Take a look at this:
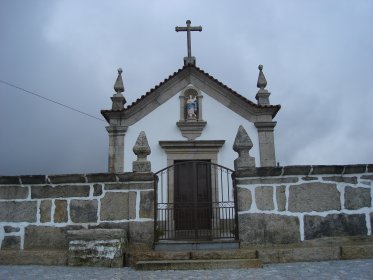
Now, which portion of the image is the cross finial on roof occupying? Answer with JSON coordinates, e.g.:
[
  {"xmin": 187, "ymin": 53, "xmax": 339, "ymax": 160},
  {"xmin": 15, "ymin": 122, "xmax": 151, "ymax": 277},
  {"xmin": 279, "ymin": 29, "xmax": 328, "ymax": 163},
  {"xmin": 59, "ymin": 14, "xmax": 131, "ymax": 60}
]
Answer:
[{"xmin": 175, "ymin": 20, "xmax": 202, "ymax": 66}]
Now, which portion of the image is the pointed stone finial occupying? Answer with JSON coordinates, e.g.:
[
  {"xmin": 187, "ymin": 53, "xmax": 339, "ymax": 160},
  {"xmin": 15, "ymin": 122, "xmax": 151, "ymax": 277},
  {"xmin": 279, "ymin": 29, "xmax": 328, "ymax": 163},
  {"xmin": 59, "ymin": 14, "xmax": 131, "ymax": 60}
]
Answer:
[
  {"xmin": 132, "ymin": 131, "xmax": 151, "ymax": 172},
  {"xmin": 233, "ymin": 125, "xmax": 255, "ymax": 171},
  {"xmin": 114, "ymin": 68, "xmax": 124, "ymax": 93},
  {"xmin": 111, "ymin": 68, "xmax": 126, "ymax": 110},
  {"xmin": 255, "ymin": 64, "xmax": 271, "ymax": 105},
  {"xmin": 257, "ymin": 65, "xmax": 267, "ymax": 90}
]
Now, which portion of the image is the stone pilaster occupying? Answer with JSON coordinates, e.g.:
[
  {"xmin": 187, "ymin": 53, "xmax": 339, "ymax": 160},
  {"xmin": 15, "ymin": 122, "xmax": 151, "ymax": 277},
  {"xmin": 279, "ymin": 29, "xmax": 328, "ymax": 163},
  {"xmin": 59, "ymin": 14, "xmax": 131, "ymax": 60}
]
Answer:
[
  {"xmin": 254, "ymin": 121, "xmax": 276, "ymax": 167},
  {"xmin": 106, "ymin": 125, "xmax": 128, "ymax": 173}
]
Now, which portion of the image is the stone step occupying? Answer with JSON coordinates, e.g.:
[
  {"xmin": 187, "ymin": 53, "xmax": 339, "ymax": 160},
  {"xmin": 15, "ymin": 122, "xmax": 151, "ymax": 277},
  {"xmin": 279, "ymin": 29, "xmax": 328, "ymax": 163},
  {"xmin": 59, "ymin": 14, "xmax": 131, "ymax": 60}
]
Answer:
[
  {"xmin": 154, "ymin": 240, "xmax": 239, "ymax": 251},
  {"xmin": 128, "ymin": 248, "xmax": 257, "ymax": 266},
  {"xmin": 0, "ymin": 250, "xmax": 67, "ymax": 265},
  {"xmin": 136, "ymin": 258, "xmax": 263, "ymax": 270}
]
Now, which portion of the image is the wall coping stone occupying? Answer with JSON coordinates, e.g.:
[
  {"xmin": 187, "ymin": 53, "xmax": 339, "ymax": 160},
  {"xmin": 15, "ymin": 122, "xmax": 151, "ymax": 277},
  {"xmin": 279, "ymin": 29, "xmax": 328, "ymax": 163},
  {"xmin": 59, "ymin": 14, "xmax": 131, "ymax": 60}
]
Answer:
[
  {"xmin": 0, "ymin": 172, "xmax": 155, "ymax": 185},
  {"xmin": 367, "ymin": 164, "xmax": 373, "ymax": 173},
  {"xmin": 0, "ymin": 177, "xmax": 20, "ymax": 184},
  {"xmin": 86, "ymin": 173, "xmax": 117, "ymax": 183},
  {"xmin": 20, "ymin": 175, "xmax": 47, "ymax": 184},
  {"xmin": 117, "ymin": 172, "xmax": 154, "ymax": 182},
  {"xmin": 235, "ymin": 164, "xmax": 373, "ymax": 178},
  {"xmin": 48, "ymin": 174, "xmax": 86, "ymax": 184}
]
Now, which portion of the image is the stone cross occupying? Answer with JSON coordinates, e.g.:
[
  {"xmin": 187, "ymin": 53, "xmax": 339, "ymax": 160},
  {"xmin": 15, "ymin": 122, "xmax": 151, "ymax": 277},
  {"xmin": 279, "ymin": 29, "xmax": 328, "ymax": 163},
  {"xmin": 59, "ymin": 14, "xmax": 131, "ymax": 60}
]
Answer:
[{"xmin": 175, "ymin": 20, "xmax": 202, "ymax": 65}]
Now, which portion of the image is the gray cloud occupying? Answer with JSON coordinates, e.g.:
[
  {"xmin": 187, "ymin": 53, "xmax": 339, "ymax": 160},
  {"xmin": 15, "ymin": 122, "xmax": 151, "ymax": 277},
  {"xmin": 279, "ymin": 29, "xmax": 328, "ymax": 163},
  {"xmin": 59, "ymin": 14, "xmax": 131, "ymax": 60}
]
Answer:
[{"xmin": 0, "ymin": 0, "xmax": 372, "ymax": 175}]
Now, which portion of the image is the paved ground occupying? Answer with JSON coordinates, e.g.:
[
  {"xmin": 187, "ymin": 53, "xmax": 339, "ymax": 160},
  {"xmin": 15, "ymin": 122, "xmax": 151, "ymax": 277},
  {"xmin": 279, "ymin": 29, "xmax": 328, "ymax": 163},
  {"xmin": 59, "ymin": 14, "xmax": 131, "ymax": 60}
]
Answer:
[{"xmin": 1, "ymin": 259, "xmax": 373, "ymax": 280}]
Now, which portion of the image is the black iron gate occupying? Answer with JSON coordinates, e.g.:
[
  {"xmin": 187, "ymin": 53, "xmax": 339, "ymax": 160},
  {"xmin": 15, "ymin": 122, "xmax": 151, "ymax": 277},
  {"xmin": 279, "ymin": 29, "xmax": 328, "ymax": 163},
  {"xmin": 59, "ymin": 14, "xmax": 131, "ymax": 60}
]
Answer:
[{"xmin": 154, "ymin": 161, "xmax": 238, "ymax": 242}]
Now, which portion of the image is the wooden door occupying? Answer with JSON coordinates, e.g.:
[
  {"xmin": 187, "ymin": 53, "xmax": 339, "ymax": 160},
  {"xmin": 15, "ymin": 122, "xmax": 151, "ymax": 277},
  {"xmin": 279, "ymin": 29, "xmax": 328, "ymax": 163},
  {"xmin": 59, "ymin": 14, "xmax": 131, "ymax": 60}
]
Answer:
[{"xmin": 174, "ymin": 161, "xmax": 212, "ymax": 236}]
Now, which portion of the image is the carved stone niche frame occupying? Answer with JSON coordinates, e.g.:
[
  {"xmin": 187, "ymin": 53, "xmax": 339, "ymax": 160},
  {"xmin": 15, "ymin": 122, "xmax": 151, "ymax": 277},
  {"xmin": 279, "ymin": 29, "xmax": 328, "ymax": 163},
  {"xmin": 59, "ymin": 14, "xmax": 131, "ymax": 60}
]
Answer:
[{"xmin": 176, "ymin": 85, "xmax": 207, "ymax": 140}]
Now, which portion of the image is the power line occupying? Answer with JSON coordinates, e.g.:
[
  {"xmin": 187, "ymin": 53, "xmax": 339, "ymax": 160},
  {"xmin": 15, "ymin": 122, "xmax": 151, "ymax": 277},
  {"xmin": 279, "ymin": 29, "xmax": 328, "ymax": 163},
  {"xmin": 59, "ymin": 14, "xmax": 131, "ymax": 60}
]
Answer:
[{"xmin": 0, "ymin": 79, "xmax": 107, "ymax": 123}]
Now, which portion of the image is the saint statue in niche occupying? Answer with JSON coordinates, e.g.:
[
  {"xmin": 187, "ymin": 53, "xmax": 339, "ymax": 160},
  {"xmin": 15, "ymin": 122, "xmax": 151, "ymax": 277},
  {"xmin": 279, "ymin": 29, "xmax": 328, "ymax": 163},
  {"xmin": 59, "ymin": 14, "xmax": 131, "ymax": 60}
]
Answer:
[{"xmin": 186, "ymin": 95, "xmax": 197, "ymax": 120}]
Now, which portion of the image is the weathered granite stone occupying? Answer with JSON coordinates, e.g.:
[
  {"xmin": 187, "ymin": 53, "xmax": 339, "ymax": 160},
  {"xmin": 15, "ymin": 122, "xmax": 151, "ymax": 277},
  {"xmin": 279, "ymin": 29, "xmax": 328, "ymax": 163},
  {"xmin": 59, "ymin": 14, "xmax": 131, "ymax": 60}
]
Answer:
[
  {"xmin": 371, "ymin": 212, "xmax": 373, "ymax": 230},
  {"xmin": 238, "ymin": 213, "xmax": 300, "ymax": 244},
  {"xmin": 86, "ymin": 173, "xmax": 117, "ymax": 183},
  {"xmin": 67, "ymin": 229, "xmax": 127, "ymax": 268},
  {"xmin": 368, "ymin": 164, "xmax": 373, "ymax": 173},
  {"xmin": 276, "ymin": 185, "xmax": 286, "ymax": 211},
  {"xmin": 40, "ymin": 200, "xmax": 52, "ymax": 223},
  {"xmin": 283, "ymin": 166, "xmax": 311, "ymax": 176},
  {"xmin": 93, "ymin": 184, "xmax": 103, "ymax": 196},
  {"xmin": 88, "ymin": 222, "xmax": 129, "ymax": 231},
  {"xmin": 344, "ymin": 187, "xmax": 371, "ymax": 210},
  {"xmin": 304, "ymin": 214, "xmax": 367, "ymax": 240},
  {"xmin": 4, "ymin": 226, "xmax": 20, "ymax": 233},
  {"xmin": 0, "ymin": 176, "xmax": 20, "ymax": 184},
  {"xmin": 117, "ymin": 172, "xmax": 154, "ymax": 182},
  {"xmin": 1, "ymin": 236, "xmax": 20, "ymax": 250},
  {"xmin": 31, "ymin": 185, "xmax": 90, "ymax": 199},
  {"xmin": 0, "ymin": 201, "xmax": 37, "ymax": 222},
  {"xmin": 233, "ymin": 125, "xmax": 255, "ymax": 170},
  {"xmin": 70, "ymin": 200, "xmax": 98, "ymax": 223},
  {"xmin": 361, "ymin": 175, "xmax": 373, "ymax": 180},
  {"xmin": 48, "ymin": 174, "xmax": 86, "ymax": 184},
  {"xmin": 255, "ymin": 167, "xmax": 283, "ymax": 177},
  {"xmin": 140, "ymin": 191, "xmax": 154, "ymax": 219},
  {"xmin": 288, "ymin": 183, "xmax": 340, "ymax": 212},
  {"xmin": 128, "ymin": 221, "xmax": 154, "ymax": 247},
  {"xmin": 311, "ymin": 165, "xmax": 344, "ymax": 175},
  {"xmin": 128, "ymin": 192, "xmax": 137, "ymax": 220},
  {"xmin": 20, "ymin": 175, "xmax": 46, "ymax": 184},
  {"xmin": 105, "ymin": 182, "xmax": 154, "ymax": 191},
  {"xmin": 24, "ymin": 226, "xmax": 68, "ymax": 249},
  {"xmin": 238, "ymin": 177, "xmax": 298, "ymax": 185},
  {"xmin": 255, "ymin": 186, "xmax": 274, "ymax": 210},
  {"xmin": 54, "ymin": 200, "xmax": 68, "ymax": 223},
  {"xmin": 301, "ymin": 176, "xmax": 318, "ymax": 181},
  {"xmin": 132, "ymin": 131, "xmax": 151, "ymax": 172},
  {"xmin": 100, "ymin": 192, "xmax": 128, "ymax": 221},
  {"xmin": 322, "ymin": 176, "xmax": 358, "ymax": 184},
  {"xmin": 0, "ymin": 185, "xmax": 28, "ymax": 199},
  {"xmin": 237, "ymin": 187, "xmax": 252, "ymax": 211},
  {"xmin": 344, "ymin": 165, "xmax": 367, "ymax": 174}
]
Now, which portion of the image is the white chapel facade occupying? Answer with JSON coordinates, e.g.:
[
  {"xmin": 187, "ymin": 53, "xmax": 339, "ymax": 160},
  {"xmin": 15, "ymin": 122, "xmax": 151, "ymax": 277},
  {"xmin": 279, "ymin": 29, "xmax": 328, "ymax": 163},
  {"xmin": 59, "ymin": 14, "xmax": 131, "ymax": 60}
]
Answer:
[{"xmin": 101, "ymin": 21, "xmax": 280, "ymax": 173}]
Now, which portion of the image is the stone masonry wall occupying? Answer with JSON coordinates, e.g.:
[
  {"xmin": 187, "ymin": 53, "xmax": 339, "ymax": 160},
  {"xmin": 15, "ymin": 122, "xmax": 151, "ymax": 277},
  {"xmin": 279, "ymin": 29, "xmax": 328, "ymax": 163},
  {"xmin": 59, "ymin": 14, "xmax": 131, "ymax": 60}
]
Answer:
[
  {"xmin": 237, "ymin": 164, "xmax": 373, "ymax": 245},
  {"xmin": 0, "ymin": 172, "xmax": 154, "ymax": 251}
]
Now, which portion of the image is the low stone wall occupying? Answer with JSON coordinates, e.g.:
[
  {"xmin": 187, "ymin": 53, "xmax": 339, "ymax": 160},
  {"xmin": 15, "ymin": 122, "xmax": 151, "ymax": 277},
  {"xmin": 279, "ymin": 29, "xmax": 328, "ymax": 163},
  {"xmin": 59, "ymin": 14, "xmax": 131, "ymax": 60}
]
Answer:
[
  {"xmin": 0, "ymin": 172, "xmax": 154, "ymax": 251},
  {"xmin": 236, "ymin": 164, "xmax": 373, "ymax": 245}
]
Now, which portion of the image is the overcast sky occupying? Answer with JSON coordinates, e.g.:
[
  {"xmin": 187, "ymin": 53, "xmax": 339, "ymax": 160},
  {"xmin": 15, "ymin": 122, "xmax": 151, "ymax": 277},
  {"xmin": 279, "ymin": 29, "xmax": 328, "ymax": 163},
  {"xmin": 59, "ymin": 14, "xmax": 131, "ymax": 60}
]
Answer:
[{"xmin": 1, "ymin": 0, "xmax": 372, "ymax": 175}]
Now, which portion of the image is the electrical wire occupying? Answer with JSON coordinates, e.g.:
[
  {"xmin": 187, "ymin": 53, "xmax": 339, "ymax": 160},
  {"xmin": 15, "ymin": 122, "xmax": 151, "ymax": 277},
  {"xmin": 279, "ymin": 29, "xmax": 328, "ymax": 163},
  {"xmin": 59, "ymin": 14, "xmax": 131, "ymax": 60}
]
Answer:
[{"xmin": 0, "ymin": 79, "xmax": 106, "ymax": 123}]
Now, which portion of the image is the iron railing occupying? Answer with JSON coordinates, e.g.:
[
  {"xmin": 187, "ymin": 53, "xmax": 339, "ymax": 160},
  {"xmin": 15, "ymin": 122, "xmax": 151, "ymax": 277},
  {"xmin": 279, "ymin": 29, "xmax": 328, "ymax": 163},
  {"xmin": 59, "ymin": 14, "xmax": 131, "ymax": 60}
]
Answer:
[{"xmin": 154, "ymin": 161, "xmax": 238, "ymax": 242}]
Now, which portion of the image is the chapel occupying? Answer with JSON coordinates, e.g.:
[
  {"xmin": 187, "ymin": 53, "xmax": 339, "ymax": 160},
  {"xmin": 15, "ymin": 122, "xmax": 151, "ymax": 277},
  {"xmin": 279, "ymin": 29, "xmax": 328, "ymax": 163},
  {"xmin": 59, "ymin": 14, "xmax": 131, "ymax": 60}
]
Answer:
[{"xmin": 101, "ymin": 20, "xmax": 281, "ymax": 174}]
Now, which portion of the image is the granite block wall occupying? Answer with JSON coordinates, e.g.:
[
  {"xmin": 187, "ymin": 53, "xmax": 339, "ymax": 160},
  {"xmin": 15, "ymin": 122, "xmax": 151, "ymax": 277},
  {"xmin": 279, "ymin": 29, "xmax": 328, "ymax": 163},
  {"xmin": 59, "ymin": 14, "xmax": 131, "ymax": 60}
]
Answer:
[
  {"xmin": 236, "ymin": 164, "xmax": 373, "ymax": 245},
  {"xmin": 0, "ymin": 172, "xmax": 154, "ymax": 250}
]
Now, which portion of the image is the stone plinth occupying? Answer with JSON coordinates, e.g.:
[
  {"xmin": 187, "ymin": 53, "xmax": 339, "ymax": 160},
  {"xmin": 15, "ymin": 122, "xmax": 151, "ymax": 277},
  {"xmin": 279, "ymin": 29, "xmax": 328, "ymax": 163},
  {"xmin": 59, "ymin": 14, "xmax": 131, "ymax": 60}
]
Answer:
[{"xmin": 67, "ymin": 229, "xmax": 127, "ymax": 268}]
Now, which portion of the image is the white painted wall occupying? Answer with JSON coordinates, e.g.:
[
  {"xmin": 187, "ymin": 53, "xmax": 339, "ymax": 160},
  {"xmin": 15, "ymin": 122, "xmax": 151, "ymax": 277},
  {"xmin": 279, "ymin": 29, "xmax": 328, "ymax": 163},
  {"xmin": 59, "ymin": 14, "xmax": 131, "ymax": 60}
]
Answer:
[{"xmin": 124, "ymin": 89, "xmax": 259, "ymax": 172}]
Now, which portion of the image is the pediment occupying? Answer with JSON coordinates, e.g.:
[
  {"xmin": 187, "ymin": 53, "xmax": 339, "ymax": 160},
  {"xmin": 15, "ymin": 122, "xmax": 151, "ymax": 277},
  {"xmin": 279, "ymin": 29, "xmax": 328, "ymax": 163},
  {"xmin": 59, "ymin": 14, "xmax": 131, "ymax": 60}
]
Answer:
[{"xmin": 101, "ymin": 65, "xmax": 280, "ymax": 126}]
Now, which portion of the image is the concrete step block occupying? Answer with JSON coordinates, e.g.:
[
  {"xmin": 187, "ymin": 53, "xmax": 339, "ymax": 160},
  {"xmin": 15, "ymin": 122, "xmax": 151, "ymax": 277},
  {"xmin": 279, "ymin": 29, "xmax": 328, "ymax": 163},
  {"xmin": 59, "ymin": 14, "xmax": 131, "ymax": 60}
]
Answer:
[{"xmin": 341, "ymin": 245, "xmax": 373, "ymax": 259}]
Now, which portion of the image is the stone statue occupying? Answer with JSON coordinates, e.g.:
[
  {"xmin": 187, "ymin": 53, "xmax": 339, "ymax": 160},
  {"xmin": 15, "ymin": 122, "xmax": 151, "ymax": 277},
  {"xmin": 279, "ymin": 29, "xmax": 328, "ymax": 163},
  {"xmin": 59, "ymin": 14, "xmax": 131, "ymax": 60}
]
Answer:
[{"xmin": 186, "ymin": 95, "xmax": 197, "ymax": 120}]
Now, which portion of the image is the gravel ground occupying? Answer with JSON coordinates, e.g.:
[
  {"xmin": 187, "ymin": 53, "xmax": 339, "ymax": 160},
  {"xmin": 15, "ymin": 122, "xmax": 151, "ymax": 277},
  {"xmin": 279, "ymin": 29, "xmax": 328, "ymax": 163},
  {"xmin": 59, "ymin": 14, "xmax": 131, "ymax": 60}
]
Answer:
[{"xmin": 1, "ymin": 259, "xmax": 373, "ymax": 280}]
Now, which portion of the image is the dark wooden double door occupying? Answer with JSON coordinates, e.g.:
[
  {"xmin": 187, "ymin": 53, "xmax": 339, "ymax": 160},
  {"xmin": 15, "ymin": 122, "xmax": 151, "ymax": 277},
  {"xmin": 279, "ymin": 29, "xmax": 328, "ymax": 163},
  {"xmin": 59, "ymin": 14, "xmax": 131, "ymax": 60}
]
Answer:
[{"xmin": 174, "ymin": 161, "xmax": 212, "ymax": 239}]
